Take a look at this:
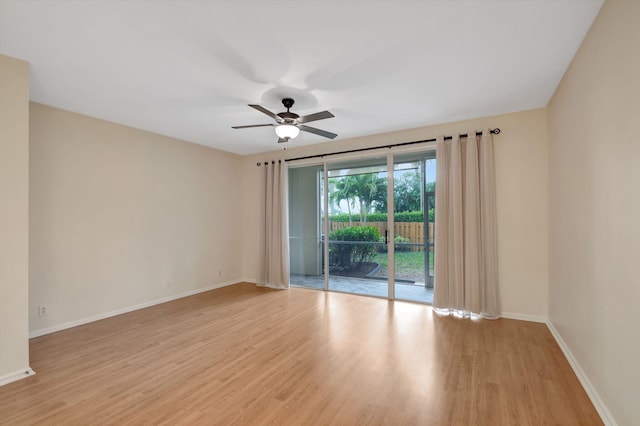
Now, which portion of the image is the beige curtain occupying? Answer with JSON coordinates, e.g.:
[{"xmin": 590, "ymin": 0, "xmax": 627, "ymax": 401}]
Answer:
[
  {"xmin": 257, "ymin": 160, "xmax": 290, "ymax": 289},
  {"xmin": 434, "ymin": 130, "xmax": 499, "ymax": 318}
]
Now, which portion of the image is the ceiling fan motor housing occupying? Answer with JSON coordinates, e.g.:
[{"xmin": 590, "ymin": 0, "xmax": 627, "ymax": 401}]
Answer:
[
  {"xmin": 278, "ymin": 98, "xmax": 299, "ymax": 123},
  {"xmin": 277, "ymin": 111, "xmax": 299, "ymax": 123}
]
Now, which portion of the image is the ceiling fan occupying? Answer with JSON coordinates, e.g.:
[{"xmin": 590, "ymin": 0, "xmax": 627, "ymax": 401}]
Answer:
[{"xmin": 232, "ymin": 98, "xmax": 337, "ymax": 143}]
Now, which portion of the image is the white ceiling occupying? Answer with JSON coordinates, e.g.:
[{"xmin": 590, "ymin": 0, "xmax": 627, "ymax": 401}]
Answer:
[{"xmin": 0, "ymin": 0, "xmax": 603, "ymax": 155}]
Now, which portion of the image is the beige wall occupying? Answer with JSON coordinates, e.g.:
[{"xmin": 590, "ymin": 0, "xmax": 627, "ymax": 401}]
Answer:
[
  {"xmin": 0, "ymin": 55, "xmax": 31, "ymax": 383},
  {"xmin": 242, "ymin": 108, "xmax": 549, "ymax": 319},
  {"xmin": 548, "ymin": 0, "xmax": 640, "ymax": 424},
  {"xmin": 29, "ymin": 103, "xmax": 244, "ymax": 334}
]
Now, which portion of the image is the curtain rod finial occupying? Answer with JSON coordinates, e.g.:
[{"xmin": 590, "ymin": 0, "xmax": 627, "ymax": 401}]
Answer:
[{"xmin": 491, "ymin": 128, "xmax": 501, "ymax": 135}]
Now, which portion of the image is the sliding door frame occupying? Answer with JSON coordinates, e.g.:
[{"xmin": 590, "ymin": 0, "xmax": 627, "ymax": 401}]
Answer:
[
  {"xmin": 322, "ymin": 162, "xmax": 329, "ymax": 291},
  {"xmin": 290, "ymin": 142, "xmax": 436, "ymax": 301},
  {"xmin": 386, "ymin": 152, "xmax": 396, "ymax": 300}
]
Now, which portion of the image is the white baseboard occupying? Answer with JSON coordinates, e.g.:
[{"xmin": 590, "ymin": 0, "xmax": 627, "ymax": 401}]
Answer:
[
  {"xmin": 546, "ymin": 321, "xmax": 617, "ymax": 426},
  {"xmin": 500, "ymin": 311, "xmax": 547, "ymax": 323},
  {"xmin": 29, "ymin": 280, "xmax": 241, "ymax": 338},
  {"xmin": 0, "ymin": 367, "xmax": 36, "ymax": 387},
  {"xmin": 243, "ymin": 278, "xmax": 257, "ymax": 284}
]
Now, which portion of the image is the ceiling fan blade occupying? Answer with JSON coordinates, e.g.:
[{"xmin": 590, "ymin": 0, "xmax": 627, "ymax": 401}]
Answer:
[
  {"xmin": 299, "ymin": 125, "xmax": 338, "ymax": 139},
  {"xmin": 298, "ymin": 110, "xmax": 334, "ymax": 124},
  {"xmin": 249, "ymin": 104, "xmax": 279, "ymax": 120},
  {"xmin": 231, "ymin": 124, "xmax": 274, "ymax": 129}
]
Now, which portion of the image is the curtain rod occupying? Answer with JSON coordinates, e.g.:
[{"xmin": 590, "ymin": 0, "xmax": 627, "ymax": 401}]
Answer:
[{"xmin": 256, "ymin": 128, "xmax": 500, "ymax": 166}]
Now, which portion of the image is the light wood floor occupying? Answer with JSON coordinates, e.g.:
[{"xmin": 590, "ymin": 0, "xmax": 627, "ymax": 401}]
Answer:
[{"xmin": 0, "ymin": 283, "xmax": 601, "ymax": 425}]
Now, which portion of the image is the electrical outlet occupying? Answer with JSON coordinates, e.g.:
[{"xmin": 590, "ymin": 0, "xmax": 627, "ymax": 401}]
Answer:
[{"xmin": 38, "ymin": 305, "xmax": 47, "ymax": 317}]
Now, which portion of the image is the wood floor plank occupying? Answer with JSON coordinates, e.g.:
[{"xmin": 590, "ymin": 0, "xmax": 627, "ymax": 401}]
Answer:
[{"xmin": 0, "ymin": 283, "xmax": 601, "ymax": 425}]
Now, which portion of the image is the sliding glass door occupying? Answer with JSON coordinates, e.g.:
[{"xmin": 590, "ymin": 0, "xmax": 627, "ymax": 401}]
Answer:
[
  {"xmin": 288, "ymin": 165, "xmax": 324, "ymax": 290},
  {"xmin": 289, "ymin": 149, "xmax": 435, "ymax": 304},
  {"xmin": 326, "ymin": 158, "xmax": 389, "ymax": 297},
  {"xmin": 392, "ymin": 154, "xmax": 435, "ymax": 304}
]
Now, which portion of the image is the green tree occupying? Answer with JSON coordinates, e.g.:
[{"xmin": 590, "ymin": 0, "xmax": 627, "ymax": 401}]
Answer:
[
  {"xmin": 425, "ymin": 181, "xmax": 435, "ymax": 211},
  {"xmin": 394, "ymin": 171, "xmax": 422, "ymax": 212},
  {"xmin": 327, "ymin": 179, "xmax": 343, "ymax": 215},
  {"xmin": 351, "ymin": 173, "xmax": 387, "ymax": 221},
  {"xmin": 330, "ymin": 176, "xmax": 357, "ymax": 225},
  {"xmin": 330, "ymin": 173, "xmax": 387, "ymax": 222}
]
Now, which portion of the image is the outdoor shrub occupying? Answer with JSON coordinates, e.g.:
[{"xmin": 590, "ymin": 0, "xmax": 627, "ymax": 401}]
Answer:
[
  {"xmin": 328, "ymin": 213, "xmax": 356, "ymax": 223},
  {"xmin": 377, "ymin": 235, "xmax": 412, "ymax": 253},
  {"xmin": 394, "ymin": 211, "xmax": 425, "ymax": 222},
  {"xmin": 328, "ymin": 210, "xmax": 434, "ymax": 223},
  {"xmin": 394, "ymin": 236, "xmax": 411, "ymax": 252},
  {"xmin": 363, "ymin": 213, "xmax": 387, "ymax": 222},
  {"xmin": 328, "ymin": 226, "xmax": 381, "ymax": 270}
]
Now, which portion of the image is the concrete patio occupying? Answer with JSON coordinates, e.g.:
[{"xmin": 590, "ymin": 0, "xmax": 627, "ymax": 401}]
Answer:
[{"xmin": 290, "ymin": 274, "xmax": 433, "ymax": 304}]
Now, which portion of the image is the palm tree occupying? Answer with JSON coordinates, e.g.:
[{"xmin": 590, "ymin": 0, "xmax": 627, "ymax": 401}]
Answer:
[
  {"xmin": 352, "ymin": 173, "xmax": 387, "ymax": 221},
  {"xmin": 331, "ymin": 176, "xmax": 357, "ymax": 225},
  {"xmin": 330, "ymin": 172, "xmax": 387, "ymax": 223}
]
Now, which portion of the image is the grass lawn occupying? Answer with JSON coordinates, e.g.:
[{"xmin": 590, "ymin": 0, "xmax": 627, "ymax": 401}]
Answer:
[{"xmin": 372, "ymin": 250, "xmax": 434, "ymax": 274}]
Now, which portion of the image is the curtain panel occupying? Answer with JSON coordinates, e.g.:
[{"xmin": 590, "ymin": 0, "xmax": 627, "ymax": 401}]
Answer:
[
  {"xmin": 434, "ymin": 131, "xmax": 499, "ymax": 318},
  {"xmin": 257, "ymin": 160, "xmax": 290, "ymax": 289}
]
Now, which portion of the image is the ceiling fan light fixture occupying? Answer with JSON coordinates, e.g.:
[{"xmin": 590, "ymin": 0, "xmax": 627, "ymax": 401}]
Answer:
[{"xmin": 275, "ymin": 124, "xmax": 300, "ymax": 140}]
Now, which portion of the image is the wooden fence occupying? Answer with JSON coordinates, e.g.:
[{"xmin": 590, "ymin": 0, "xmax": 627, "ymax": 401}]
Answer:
[{"xmin": 328, "ymin": 221, "xmax": 434, "ymax": 250}]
